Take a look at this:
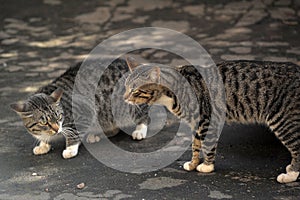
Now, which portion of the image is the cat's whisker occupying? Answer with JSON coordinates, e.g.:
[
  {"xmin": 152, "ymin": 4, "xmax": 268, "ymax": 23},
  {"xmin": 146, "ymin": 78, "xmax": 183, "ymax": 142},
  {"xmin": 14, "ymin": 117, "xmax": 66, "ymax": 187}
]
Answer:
[
  {"xmin": 134, "ymin": 104, "xmax": 142, "ymax": 113},
  {"xmin": 33, "ymin": 138, "xmax": 40, "ymax": 147}
]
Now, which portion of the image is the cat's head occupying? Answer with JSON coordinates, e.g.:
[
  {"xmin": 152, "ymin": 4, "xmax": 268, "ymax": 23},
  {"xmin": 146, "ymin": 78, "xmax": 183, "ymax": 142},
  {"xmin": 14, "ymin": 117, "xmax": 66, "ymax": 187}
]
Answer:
[
  {"xmin": 124, "ymin": 57, "xmax": 166, "ymax": 105},
  {"xmin": 10, "ymin": 88, "xmax": 64, "ymax": 139}
]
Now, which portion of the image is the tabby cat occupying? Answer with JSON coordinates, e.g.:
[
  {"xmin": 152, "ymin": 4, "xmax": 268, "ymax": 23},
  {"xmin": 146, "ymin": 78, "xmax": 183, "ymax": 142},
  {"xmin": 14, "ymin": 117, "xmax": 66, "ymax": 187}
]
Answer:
[
  {"xmin": 124, "ymin": 57, "xmax": 300, "ymax": 183},
  {"xmin": 11, "ymin": 58, "xmax": 149, "ymax": 159}
]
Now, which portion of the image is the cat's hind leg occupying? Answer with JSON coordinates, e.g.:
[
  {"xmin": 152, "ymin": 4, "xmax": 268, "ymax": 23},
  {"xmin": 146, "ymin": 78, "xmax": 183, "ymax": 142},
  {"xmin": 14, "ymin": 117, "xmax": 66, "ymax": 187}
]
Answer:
[
  {"xmin": 269, "ymin": 118, "xmax": 300, "ymax": 183},
  {"xmin": 196, "ymin": 144, "xmax": 216, "ymax": 173},
  {"xmin": 276, "ymin": 138, "xmax": 299, "ymax": 183},
  {"xmin": 183, "ymin": 121, "xmax": 215, "ymax": 173},
  {"xmin": 84, "ymin": 123, "xmax": 101, "ymax": 144},
  {"xmin": 277, "ymin": 164, "xmax": 299, "ymax": 183},
  {"xmin": 183, "ymin": 135, "xmax": 201, "ymax": 171},
  {"xmin": 85, "ymin": 126, "xmax": 119, "ymax": 143},
  {"xmin": 195, "ymin": 133, "xmax": 216, "ymax": 173}
]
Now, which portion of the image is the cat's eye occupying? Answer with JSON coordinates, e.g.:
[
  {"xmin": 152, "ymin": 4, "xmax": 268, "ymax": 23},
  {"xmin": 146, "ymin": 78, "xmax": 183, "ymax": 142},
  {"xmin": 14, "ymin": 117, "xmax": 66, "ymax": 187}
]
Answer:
[
  {"xmin": 39, "ymin": 116, "xmax": 47, "ymax": 125},
  {"xmin": 131, "ymin": 90, "xmax": 141, "ymax": 97}
]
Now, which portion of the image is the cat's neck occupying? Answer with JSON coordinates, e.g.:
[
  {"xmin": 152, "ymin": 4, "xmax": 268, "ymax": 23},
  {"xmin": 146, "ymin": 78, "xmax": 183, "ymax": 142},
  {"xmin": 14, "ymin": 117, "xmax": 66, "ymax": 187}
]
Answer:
[
  {"xmin": 154, "ymin": 94, "xmax": 174, "ymax": 110},
  {"xmin": 157, "ymin": 67, "xmax": 202, "ymax": 129}
]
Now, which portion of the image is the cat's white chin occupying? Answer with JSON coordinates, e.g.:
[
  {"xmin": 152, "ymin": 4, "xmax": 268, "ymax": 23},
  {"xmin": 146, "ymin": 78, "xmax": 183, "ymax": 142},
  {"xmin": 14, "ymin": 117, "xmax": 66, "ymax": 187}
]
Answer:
[
  {"xmin": 58, "ymin": 122, "xmax": 63, "ymax": 133},
  {"xmin": 125, "ymin": 100, "xmax": 134, "ymax": 105}
]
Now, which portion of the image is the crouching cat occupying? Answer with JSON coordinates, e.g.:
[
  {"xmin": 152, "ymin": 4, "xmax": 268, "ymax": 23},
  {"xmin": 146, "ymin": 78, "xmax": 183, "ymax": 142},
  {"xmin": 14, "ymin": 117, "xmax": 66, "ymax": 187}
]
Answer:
[
  {"xmin": 11, "ymin": 58, "xmax": 149, "ymax": 159},
  {"xmin": 124, "ymin": 57, "xmax": 300, "ymax": 183}
]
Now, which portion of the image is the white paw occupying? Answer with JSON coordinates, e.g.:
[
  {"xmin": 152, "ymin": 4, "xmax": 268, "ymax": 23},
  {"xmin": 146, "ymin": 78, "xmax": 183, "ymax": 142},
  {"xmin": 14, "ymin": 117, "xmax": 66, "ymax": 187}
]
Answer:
[
  {"xmin": 277, "ymin": 170, "xmax": 299, "ymax": 183},
  {"xmin": 196, "ymin": 163, "xmax": 214, "ymax": 173},
  {"xmin": 132, "ymin": 124, "xmax": 147, "ymax": 140},
  {"xmin": 62, "ymin": 143, "xmax": 79, "ymax": 159},
  {"xmin": 86, "ymin": 134, "xmax": 100, "ymax": 144},
  {"xmin": 33, "ymin": 142, "xmax": 51, "ymax": 155},
  {"xmin": 132, "ymin": 130, "xmax": 146, "ymax": 140},
  {"xmin": 183, "ymin": 161, "xmax": 197, "ymax": 171}
]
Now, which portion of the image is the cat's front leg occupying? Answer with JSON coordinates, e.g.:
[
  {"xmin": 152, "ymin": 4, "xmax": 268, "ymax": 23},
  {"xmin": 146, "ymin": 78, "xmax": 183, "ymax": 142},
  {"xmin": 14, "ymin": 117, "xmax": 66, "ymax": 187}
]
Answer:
[
  {"xmin": 33, "ymin": 141, "xmax": 51, "ymax": 155},
  {"xmin": 183, "ymin": 135, "xmax": 201, "ymax": 171},
  {"xmin": 195, "ymin": 141, "xmax": 216, "ymax": 173},
  {"xmin": 63, "ymin": 143, "xmax": 80, "ymax": 159},
  {"xmin": 132, "ymin": 123, "xmax": 148, "ymax": 140},
  {"xmin": 183, "ymin": 122, "xmax": 215, "ymax": 173},
  {"xmin": 61, "ymin": 128, "xmax": 81, "ymax": 159},
  {"xmin": 131, "ymin": 104, "xmax": 149, "ymax": 140},
  {"xmin": 196, "ymin": 145, "xmax": 216, "ymax": 173}
]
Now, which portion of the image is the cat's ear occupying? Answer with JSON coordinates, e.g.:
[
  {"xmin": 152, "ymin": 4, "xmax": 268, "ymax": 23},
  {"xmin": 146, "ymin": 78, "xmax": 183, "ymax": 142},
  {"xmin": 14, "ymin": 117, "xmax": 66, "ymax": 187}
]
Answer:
[
  {"xmin": 149, "ymin": 67, "xmax": 161, "ymax": 83},
  {"xmin": 10, "ymin": 102, "xmax": 33, "ymax": 118},
  {"xmin": 126, "ymin": 57, "xmax": 140, "ymax": 72},
  {"xmin": 10, "ymin": 102, "xmax": 26, "ymax": 113},
  {"xmin": 50, "ymin": 88, "xmax": 63, "ymax": 102}
]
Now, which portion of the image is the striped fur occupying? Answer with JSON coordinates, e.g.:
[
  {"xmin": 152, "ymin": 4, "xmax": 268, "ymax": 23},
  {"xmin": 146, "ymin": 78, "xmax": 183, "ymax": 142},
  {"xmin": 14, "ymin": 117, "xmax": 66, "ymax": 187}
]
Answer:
[
  {"xmin": 11, "ymin": 58, "xmax": 149, "ymax": 159},
  {"xmin": 124, "ymin": 59, "xmax": 300, "ymax": 183}
]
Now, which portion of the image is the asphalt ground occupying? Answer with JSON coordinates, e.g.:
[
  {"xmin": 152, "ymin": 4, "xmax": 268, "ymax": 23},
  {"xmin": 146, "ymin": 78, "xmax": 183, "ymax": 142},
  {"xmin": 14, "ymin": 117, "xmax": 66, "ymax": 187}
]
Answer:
[{"xmin": 0, "ymin": 0, "xmax": 300, "ymax": 199}]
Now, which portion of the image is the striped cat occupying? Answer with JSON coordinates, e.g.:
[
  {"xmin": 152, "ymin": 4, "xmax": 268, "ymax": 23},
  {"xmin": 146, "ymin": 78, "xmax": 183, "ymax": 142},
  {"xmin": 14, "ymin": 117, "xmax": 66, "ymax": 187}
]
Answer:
[
  {"xmin": 124, "ymin": 57, "xmax": 300, "ymax": 183},
  {"xmin": 11, "ymin": 58, "xmax": 149, "ymax": 159}
]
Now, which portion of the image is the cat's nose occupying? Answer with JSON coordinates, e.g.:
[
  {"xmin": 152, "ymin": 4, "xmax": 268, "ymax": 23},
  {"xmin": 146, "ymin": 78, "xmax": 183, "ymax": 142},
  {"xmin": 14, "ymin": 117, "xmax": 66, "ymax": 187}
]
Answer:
[
  {"xmin": 123, "ymin": 92, "xmax": 129, "ymax": 100},
  {"xmin": 49, "ymin": 122, "xmax": 59, "ymax": 132}
]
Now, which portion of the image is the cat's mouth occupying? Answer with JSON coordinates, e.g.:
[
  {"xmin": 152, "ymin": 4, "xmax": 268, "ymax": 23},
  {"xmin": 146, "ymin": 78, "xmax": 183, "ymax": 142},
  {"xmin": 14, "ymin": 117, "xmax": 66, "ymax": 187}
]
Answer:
[
  {"xmin": 124, "ymin": 99, "xmax": 133, "ymax": 104},
  {"xmin": 124, "ymin": 94, "xmax": 139, "ymax": 105}
]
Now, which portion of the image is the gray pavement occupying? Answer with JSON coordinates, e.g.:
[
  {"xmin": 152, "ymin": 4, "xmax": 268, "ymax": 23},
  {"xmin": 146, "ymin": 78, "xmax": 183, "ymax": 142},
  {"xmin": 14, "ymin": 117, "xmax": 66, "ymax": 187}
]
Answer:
[{"xmin": 1, "ymin": 0, "xmax": 300, "ymax": 199}]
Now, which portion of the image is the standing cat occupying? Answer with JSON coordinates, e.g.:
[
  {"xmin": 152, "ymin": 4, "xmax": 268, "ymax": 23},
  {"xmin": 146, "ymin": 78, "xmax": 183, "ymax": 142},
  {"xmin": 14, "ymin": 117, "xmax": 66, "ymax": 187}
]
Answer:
[
  {"xmin": 11, "ymin": 58, "xmax": 149, "ymax": 159},
  {"xmin": 124, "ymin": 57, "xmax": 300, "ymax": 183}
]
